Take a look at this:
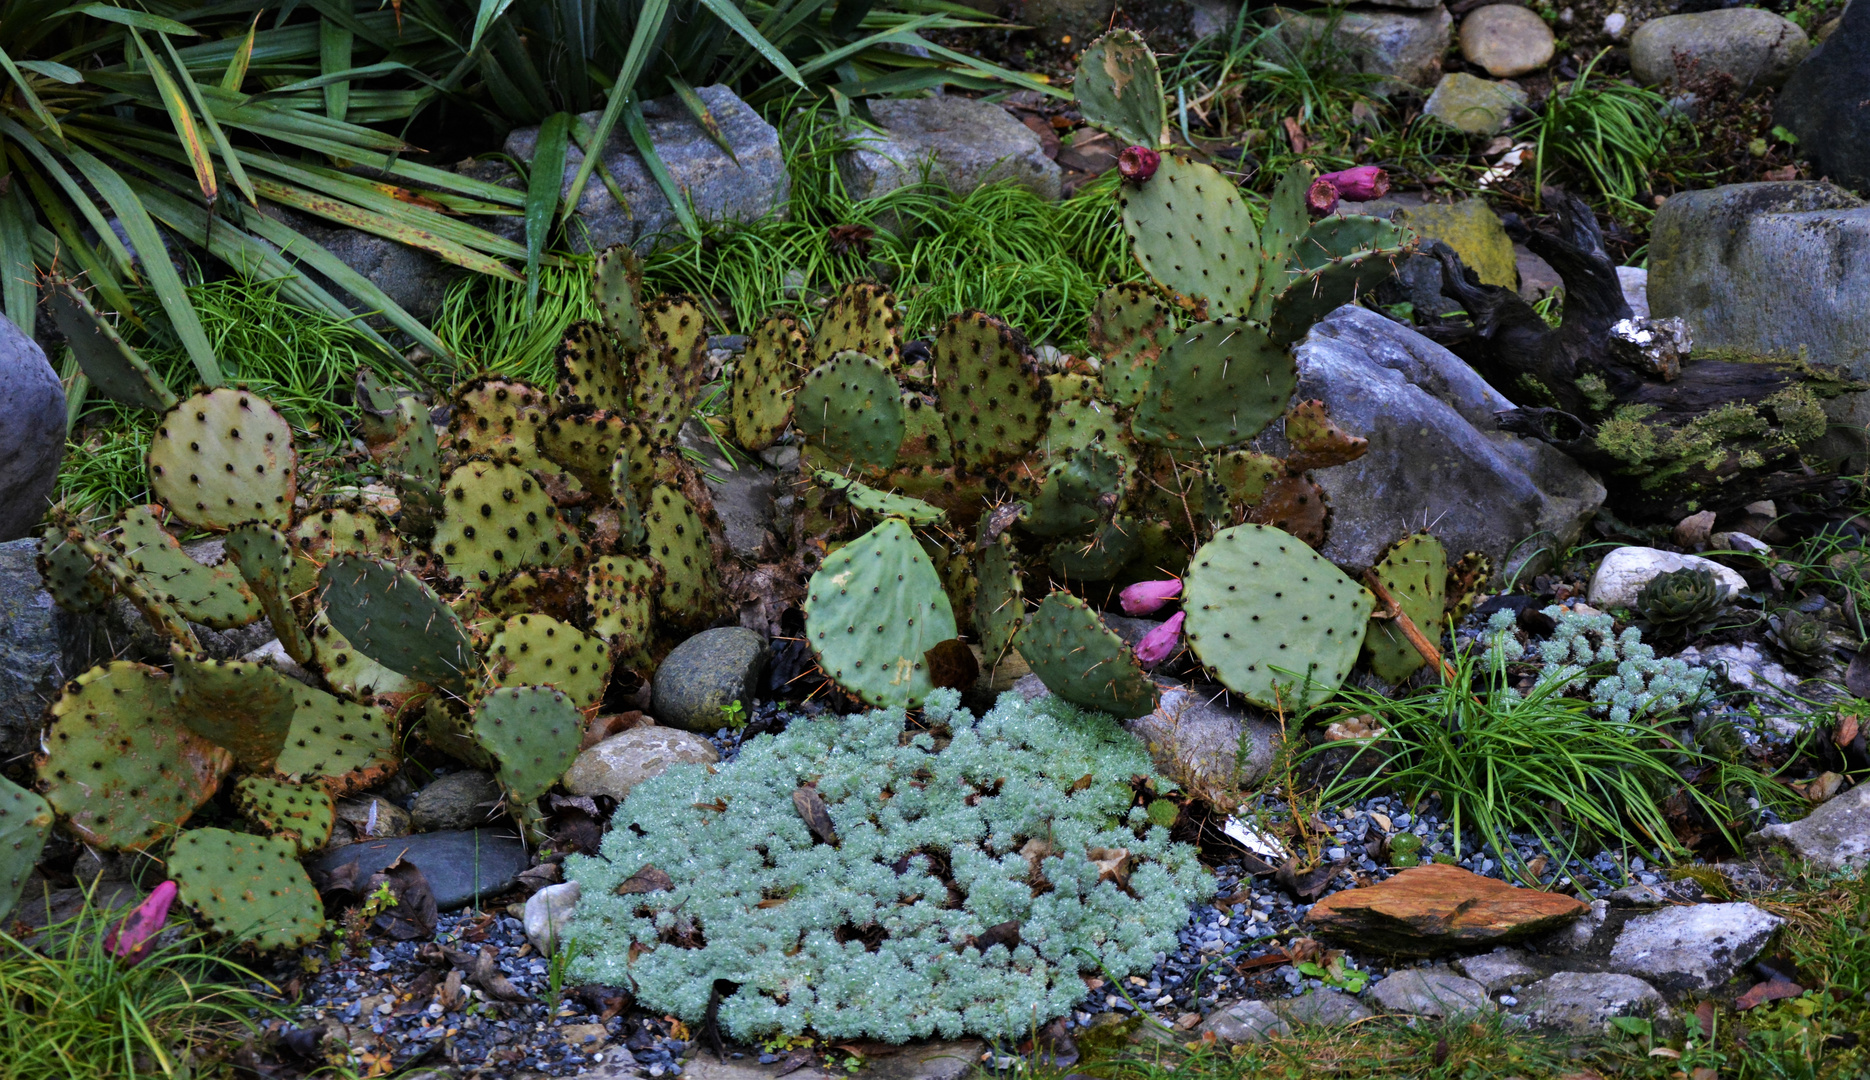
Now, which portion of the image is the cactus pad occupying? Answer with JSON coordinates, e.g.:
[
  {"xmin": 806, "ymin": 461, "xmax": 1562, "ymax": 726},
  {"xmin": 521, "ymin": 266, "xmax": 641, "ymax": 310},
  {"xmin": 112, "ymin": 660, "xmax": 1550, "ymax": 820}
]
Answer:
[
  {"xmin": 82, "ymin": 532, "xmax": 200, "ymax": 649},
  {"xmin": 593, "ymin": 244, "xmax": 645, "ymax": 349},
  {"xmin": 643, "ymin": 484, "xmax": 724, "ymax": 631},
  {"xmin": 309, "ymin": 609, "xmax": 416, "ymax": 700},
  {"xmin": 288, "ymin": 505, "xmax": 406, "ymax": 596},
  {"xmin": 434, "ymin": 459, "xmax": 568, "ymax": 587},
  {"xmin": 1182, "ymin": 524, "xmax": 1373, "ymax": 709},
  {"xmin": 733, "ymin": 316, "xmax": 804, "ymax": 450},
  {"xmin": 355, "ymin": 371, "xmax": 442, "ymax": 502},
  {"xmin": 585, "ymin": 555, "xmax": 659, "ymax": 660},
  {"xmin": 39, "ymin": 662, "xmax": 232, "ymax": 851},
  {"xmin": 0, "ymin": 776, "xmax": 53, "ymax": 922},
  {"xmin": 1283, "ymin": 399, "xmax": 1368, "ymax": 471},
  {"xmin": 319, "ymin": 555, "xmax": 475, "ymax": 689},
  {"xmin": 169, "ymin": 648, "xmax": 299, "ymax": 769},
  {"xmin": 1026, "ymin": 445, "xmax": 1126, "ymax": 538},
  {"xmin": 1445, "ymin": 551, "xmax": 1492, "ymax": 621},
  {"xmin": 1040, "ymin": 399, "xmax": 1129, "ymax": 464},
  {"xmin": 167, "ymin": 828, "xmax": 324, "ymax": 950},
  {"xmin": 1119, "ymin": 155, "xmax": 1258, "ymax": 318},
  {"xmin": 111, "ymin": 505, "xmax": 261, "ymax": 629},
  {"xmin": 448, "ymin": 377, "xmax": 551, "ymax": 467},
  {"xmin": 810, "ymin": 282, "xmax": 903, "ymax": 372},
  {"xmin": 933, "ymin": 311, "xmax": 1050, "ymax": 472},
  {"xmin": 1090, "ymin": 283, "xmax": 1170, "ymax": 408},
  {"xmin": 1361, "ymin": 532, "xmax": 1448, "ymax": 684},
  {"xmin": 232, "ymin": 776, "xmax": 334, "ymax": 853},
  {"xmin": 37, "ymin": 522, "xmax": 109, "ymax": 612},
  {"xmin": 51, "ymin": 279, "xmax": 177, "ymax": 411},
  {"xmin": 539, "ymin": 407, "xmax": 632, "ymax": 500},
  {"xmin": 225, "ymin": 522, "xmax": 316, "ymax": 665},
  {"xmin": 1267, "ymin": 251, "xmax": 1403, "ymax": 349},
  {"xmin": 814, "ymin": 470, "xmax": 947, "ymax": 526},
  {"xmin": 796, "ymin": 351, "xmax": 906, "ymax": 473},
  {"xmin": 1250, "ymin": 164, "xmax": 1316, "ymax": 321},
  {"xmin": 485, "ymin": 614, "xmax": 612, "ymax": 708},
  {"xmin": 272, "ymin": 683, "xmax": 399, "ymax": 794},
  {"xmin": 148, "ymin": 388, "xmax": 296, "ymax": 530},
  {"xmin": 1049, "ymin": 518, "xmax": 1144, "ymax": 581},
  {"xmin": 1017, "ymin": 591, "xmax": 1157, "ymax": 717},
  {"xmin": 1209, "ymin": 450, "xmax": 1285, "ymax": 511},
  {"xmin": 1246, "ymin": 474, "xmax": 1331, "ymax": 548},
  {"xmin": 1131, "ymin": 319, "xmax": 1295, "ymax": 450},
  {"xmin": 471, "ymin": 685, "xmax": 584, "ymax": 805},
  {"xmin": 635, "ymin": 297, "xmax": 711, "ymax": 444},
  {"xmin": 803, "ymin": 518, "xmax": 958, "ymax": 707},
  {"xmin": 1288, "ymin": 215, "xmax": 1413, "ymax": 271},
  {"xmin": 973, "ymin": 536, "xmax": 1025, "ymax": 659},
  {"xmin": 1073, "ymin": 29, "xmax": 1167, "ymax": 148},
  {"xmin": 556, "ymin": 321, "xmax": 630, "ymax": 414}
]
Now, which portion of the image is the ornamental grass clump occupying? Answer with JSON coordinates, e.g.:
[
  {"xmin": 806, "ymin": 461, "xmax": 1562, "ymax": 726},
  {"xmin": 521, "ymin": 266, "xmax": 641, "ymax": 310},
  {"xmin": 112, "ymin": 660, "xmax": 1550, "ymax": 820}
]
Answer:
[{"xmin": 561, "ymin": 689, "xmax": 1210, "ymax": 1043}]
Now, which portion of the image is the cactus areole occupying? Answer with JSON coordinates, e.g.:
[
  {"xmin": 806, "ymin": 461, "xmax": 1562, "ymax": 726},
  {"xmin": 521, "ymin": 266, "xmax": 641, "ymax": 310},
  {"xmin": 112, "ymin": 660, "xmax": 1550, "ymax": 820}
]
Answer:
[{"xmin": 1119, "ymin": 145, "xmax": 1161, "ymax": 183}]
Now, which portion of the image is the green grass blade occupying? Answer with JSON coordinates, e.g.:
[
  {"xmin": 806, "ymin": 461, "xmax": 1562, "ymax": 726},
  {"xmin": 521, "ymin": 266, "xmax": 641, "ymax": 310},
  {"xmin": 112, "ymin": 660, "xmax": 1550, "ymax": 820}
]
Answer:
[
  {"xmin": 251, "ymin": 174, "xmax": 522, "ymax": 279},
  {"xmin": 163, "ymin": 32, "xmax": 256, "ymax": 206},
  {"xmin": 0, "ymin": 185, "xmax": 35, "ymax": 334},
  {"xmin": 469, "ymin": 0, "xmax": 519, "ymax": 54},
  {"xmin": 694, "ymin": 0, "xmax": 806, "ymax": 88},
  {"xmin": 221, "ymin": 12, "xmax": 258, "ymax": 90},
  {"xmin": 666, "ymin": 74, "xmax": 738, "ymax": 162},
  {"xmin": 60, "ymin": 3, "xmax": 200, "ymax": 35},
  {"xmin": 319, "ymin": 16, "xmax": 352, "ymax": 122},
  {"xmin": 0, "ymin": 117, "xmax": 138, "ymax": 278},
  {"xmin": 562, "ymin": 62, "xmax": 634, "ymax": 225},
  {"xmin": 524, "ymin": 110, "xmax": 572, "ymax": 309},
  {"xmin": 0, "ymin": 44, "xmax": 64, "ymax": 140}
]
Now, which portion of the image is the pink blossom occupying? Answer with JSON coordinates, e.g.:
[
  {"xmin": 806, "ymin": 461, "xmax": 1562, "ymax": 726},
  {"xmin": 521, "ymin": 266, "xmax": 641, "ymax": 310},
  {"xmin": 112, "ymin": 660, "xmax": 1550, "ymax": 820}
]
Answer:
[
  {"xmin": 1135, "ymin": 611, "xmax": 1185, "ymax": 667},
  {"xmin": 1120, "ymin": 577, "xmax": 1181, "ymax": 615},
  {"xmin": 105, "ymin": 880, "xmax": 176, "ymax": 965},
  {"xmin": 1119, "ymin": 145, "xmax": 1161, "ymax": 183},
  {"xmin": 1317, "ymin": 165, "xmax": 1391, "ymax": 202},
  {"xmin": 1306, "ymin": 177, "xmax": 1340, "ymax": 217}
]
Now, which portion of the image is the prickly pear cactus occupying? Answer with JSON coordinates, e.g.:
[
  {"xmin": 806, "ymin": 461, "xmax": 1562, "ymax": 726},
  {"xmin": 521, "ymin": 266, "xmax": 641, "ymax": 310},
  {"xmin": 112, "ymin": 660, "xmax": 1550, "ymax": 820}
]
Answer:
[
  {"xmin": 585, "ymin": 554, "xmax": 660, "ymax": 661},
  {"xmin": 1266, "ymin": 239, "xmax": 1409, "ymax": 349},
  {"xmin": 1208, "ymin": 450, "xmax": 1285, "ymax": 513},
  {"xmin": 484, "ymin": 614, "xmax": 612, "ymax": 709},
  {"xmin": 814, "ymin": 471, "xmax": 947, "ymax": 526},
  {"xmin": 225, "ymin": 521, "xmax": 316, "ymax": 665},
  {"xmin": 37, "ymin": 522, "xmax": 109, "ymax": 612},
  {"xmin": 147, "ymin": 388, "xmax": 296, "ymax": 530},
  {"xmin": 733, "ymin": 316, "xmax": 805, "ymax": 451},
  {"xmin": 169, "ymin": 648, "xmax": 299, "ymax": 769},
  {"xmin": 1445, "ymin": 551, "xmax": 1493, "ymax": 621},
  {"xmin": 803, "ymin": 518, "xmax": 958, "ymax": 707},
  {"xmin": 810, "ymin": 282, "xmax": 904, "ymax": 372},
  {"xmin": 471, "ymin": 685, "xmax": 584, "ymax": 805},
  {"xmin": 319, "ymin": 556, "xmax": 476, "ymax": 689},
  {"xmin": 355, "ymin": 370, "xmax": 442, "ymax": 511},
  {"xmin": 1090, "ymin": 283, "xmax": 1170, "ymax": 408},
  {"xmin": 635, "ymin": 297, "xmax": 711, "ymax": 445},
  {"xmin": 0, "ymin": 776, "xmax": 52, "ymax": 922},
  {"xmin": 50, "ymin": 278, "xmax": 178, "ymax": 411},
  {"xmin": 1073, "ymin": 29, "xmax": 1167, "ymax": 149},
  {"xmin": 309, "ymin": 609, "xmax": 417, "ymax": 701},
  {"xmin": 643, "ymin": 484, "xmax": 725, "ymax": 632},
  {"xmin": 1041, "ymin": 399, "xmax": 1129, "ymax": 464},
  {"xmin": 1249, "ymin": 164, "xmax": 1316, "ymax": 321},
  {"xmin": 1182, "ymin": 524, "xmax": 1373, "ymax": 710},
  {"xmin": 974, "ymin": 536, "xmax": 1025, "ymax": 659},
  {"xmin": 448, "ymin": 377, "xmax": 552, "ymax": 467},
  {"xmin": 111, "ymin": 505, "xmax": 261, "ymax": 629},
  {"xmin": 272, "ymin": 683, "xmax": 399, "ymax": 795},
  {"xmin": 1017, "ymin": 591, "xmax": 1158, "ymax": 718},
  {"xmin": 1118, "ymin": 155, "xmax": 1259, "ymax": 319},
  {"xmin": 38, "ymin": 662, "xmax": 232, "ymax": 851},
  {"xmin": 1130, "ymin": 320, "xmax": 1295, "ymax": 450},
  {"xmin": 539, "ymin": 408, "xmax": 633, "ymax": 500},
  {"xmin": 1049, "ymin": 518, "xmax": 1144, "ymax": 581},
  {"xmin": 167, "ymin": 828, "xmax": 324, "ymax": 950},
  {"xmin": 796, "ymin": 351, "xmax": 906, "ymax": 473},
  {"xmin": 80, "ymin": 528, "xmax": 201, "ymax": 649},
  {"xmin": 593, "ymin": 244, "xmax": 645, "ymax": 349},
  {"xmin": 287, "ymin": 505, "xmax": 407, "ymax": 597},
  {"xmin": 233, "ymin": 776, "xmax": 334, "ymax": 854},
  {"xmin": 932, "ymin": 312, "xmax": 1050, "ymax": 472},
  {"xmin": 557, "ymin": 321, "xmax": 630, "ymax": 414},
  {"xmin": 1361, "ymin": 532, "xmax": 1448, "ymax": 684},
  {"xmin": 1283, "ymin": 399, "xmax": 1369, "ymax": 472},
  {"xmin": 434, "ymin": 459, "xmax": 568, "ymax": 587},
  {"xmin": 1025, "ymin": 445, "xmax": 1125, "ymax": 537}
]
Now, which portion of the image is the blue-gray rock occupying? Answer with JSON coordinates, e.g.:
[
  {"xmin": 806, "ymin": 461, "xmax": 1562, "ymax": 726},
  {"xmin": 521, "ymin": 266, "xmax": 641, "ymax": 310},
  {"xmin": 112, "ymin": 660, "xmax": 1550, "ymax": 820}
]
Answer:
[
  {"xmin": 505, "ymin": 85, "xmax": 787, "ymax": 253},
  {"xmin": 410, "ymin": 769, "xmax": 503, "ymax": 832},
  {"xmin": 311, "ymin": 828, "xmax": 530, "ymax": 910},
  {"xmin": 1283, "ymin": 305, "xmax": 1605, "ymax": 581},
  {"xmin": 0, "ymin": 318, "xmax": 64, "ymax": 542},
  {"xmin": 1512, "ymin": 971, "xmax": 1671, "ymax": 1034},
  {"xmin": 1195, "ymin": 999, "xmax": 1290, "ymax": 1044},
  {"xmin": 1750, "ymin": 776, "xmax": 1870, "ymax": 871},
  {"xmin": 1607, "ymin": 902, "xmax": 1784, "ymax": 994},
  {"xmin": 1266, "ymin": 989, "xmax": 1375, "ymax": 1027},
  {"xmin": 1271, "ymin": 5, "xmax": 1453, "ymax": 90},
  {"xmin": 838, "ymin": 96, "xmax": 1061, "ymax": 202},
  {"xmin": 261, "ymin": 204, "xmax": 457, "ymax": 324},
  {"xmin": 1647, "ymin": 182, "xmax": 1870, "ymax": 377},
  {"xmin": 1454, "ymin": 947, "xmax": 1542, "ymax": 991},
  {"xmin": 1775, "ymin": 0, "xmax": 1870, "ymax": 192},
  {"xmin": 1371, "ymin": 967, "xmax": 1493, "ymax": 1016},
  {"xmin": 0, "ymin": 538, "xmax": 98, "ymax": 762},
  {"xmin": 1630, "ymin": 8, "xmax": 1810, "ymax": 91},
  {"xmin": 652, "ymin": 627, "xmax": 769, "ymax": 732}
]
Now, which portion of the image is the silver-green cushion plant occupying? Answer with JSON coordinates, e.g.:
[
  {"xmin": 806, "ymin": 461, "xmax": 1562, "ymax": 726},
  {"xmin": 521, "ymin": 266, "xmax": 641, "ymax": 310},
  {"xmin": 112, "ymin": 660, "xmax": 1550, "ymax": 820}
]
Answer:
[{"xmin": 561, "ymin": 689, "xmax": 1210, "ymax": 1043}]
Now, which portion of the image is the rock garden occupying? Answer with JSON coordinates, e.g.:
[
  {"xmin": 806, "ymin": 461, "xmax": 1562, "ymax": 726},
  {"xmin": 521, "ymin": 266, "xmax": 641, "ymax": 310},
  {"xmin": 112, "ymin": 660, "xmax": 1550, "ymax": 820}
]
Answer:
[{"xmin": 1, "ymin": 0, "xmax": 1869, "ymax": 1078}]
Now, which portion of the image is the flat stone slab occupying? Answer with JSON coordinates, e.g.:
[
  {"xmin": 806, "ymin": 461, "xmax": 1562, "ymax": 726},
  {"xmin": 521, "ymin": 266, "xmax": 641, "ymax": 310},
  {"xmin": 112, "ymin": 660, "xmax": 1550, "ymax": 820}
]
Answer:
[
  {"xmin": 1455, "ymin": 947, "xmax": 1543, "ymax": 992},
  {"xmin": 1512, "ymin": 971, "xmax": 1671, "ymax": 1035},
  {"xmin": 310, "ymin": 828, "xmax": 530, "ymax": 909},
  {"xmin": 1305, "ymin": 863, "xmax": 1588, "ymax": 955},
  {"xmin": 1607, "ymin": 902, "xmax": 1784, "ymax": 994},
  {"xmin": 1750, "ymin": 778, "xmax": 1870, "ymax": 872},
  {"xmin": 1371, "ymin": 967, "xmax": 1493, "ymax": 1016},
  {"xmin": 1266, "ymin": 989, "xmax": 1374, "ymax": 1027},
  {"xmin": 676, "ymin": 1040, "xmax": 987, "ymax": 1080}
]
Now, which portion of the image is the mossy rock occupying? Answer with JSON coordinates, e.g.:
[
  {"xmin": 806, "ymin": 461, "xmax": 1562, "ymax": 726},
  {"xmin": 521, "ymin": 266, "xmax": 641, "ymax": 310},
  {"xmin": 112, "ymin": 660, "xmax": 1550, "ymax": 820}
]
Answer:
[{"xmin": 1361, "ymin": 196, "xmax": 1518, "ymax": 290}]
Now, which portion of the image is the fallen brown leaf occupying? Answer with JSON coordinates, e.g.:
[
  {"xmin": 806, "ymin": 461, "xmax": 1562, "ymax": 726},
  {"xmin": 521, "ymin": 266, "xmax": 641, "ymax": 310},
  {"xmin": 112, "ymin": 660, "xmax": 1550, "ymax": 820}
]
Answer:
[
  {"xmin": 793, "ymin": 785, "xmax": 839, "ymax": 846},
  {"xmin": 1736, "ymin": 979, "xmax": 1804, "ymax": 1011},
  {"xmin": 615, "ymin": 865, "xmax": 675, "ymax": 896}
]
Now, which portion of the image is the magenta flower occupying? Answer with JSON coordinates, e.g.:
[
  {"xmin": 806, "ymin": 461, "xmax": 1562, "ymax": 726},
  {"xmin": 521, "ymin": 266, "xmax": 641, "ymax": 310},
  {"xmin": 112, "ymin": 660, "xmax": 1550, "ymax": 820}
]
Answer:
[
  {"xmin": 1135, "ymin": 612, "xmax": 1185, "ymax": 667},
  {"xmin": 1317, "ymin": 165, "xmax": 1391, "ymax": 202},
  {"xmin": 1306, "ymin": 177, "xmax": 1340, "ymax": 217},
  {"xmin": 105, "ymin": 880, "xmax": 176, "ymax": 965},
  {"xmin": 1120, "ymin": 577, "xmax": 1182, "ymax": 615},
  {"xmin": 1118, "ymin": 145, "xmax": 1161, "ymax": 183}
]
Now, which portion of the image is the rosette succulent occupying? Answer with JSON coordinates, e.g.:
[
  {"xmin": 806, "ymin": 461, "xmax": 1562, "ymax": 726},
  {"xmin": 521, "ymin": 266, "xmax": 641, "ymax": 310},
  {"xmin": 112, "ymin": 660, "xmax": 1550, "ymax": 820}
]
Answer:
[
  {"xmin": 1767, "ymin": 608, "xmax": 1831, "ymax": 666},
  {"xmin": 1633, "ymin": 568, "xmax": 1729, "ymax": 641}
]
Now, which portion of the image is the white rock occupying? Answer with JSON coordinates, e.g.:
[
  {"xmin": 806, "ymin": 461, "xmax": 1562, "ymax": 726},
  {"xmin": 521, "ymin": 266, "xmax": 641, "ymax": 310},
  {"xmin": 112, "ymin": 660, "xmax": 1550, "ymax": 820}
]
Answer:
[
  {"xmin": 524, "ymin": 881, "xmax": 582, "ymax": 956},
  {"xmin": 1676, "ymin": 642, "xmax": 1798, "ymax": 699},
  {"xmin": 1617, "ymin": 266, "xmax": 1650, "ymax": 318},
  {"xmin": 1607, "ymin": 902, "xmax": 1783, "ymax": 994},
  {"xmin": 1750, "ymin": 779, "xmax": 1870, "ymax": 872},
  {"xmin": 1586, "ymin": 546, "xmax": 1749, "ymax": 609},
  {"xmin": 563, "ymin": 726, "xmax": 719, "ymax": 801},
  {"xmin": 1372, "ymin": 968, "xmax": 1493, "ymax": 1016},
  {"xmin": 1603, "ymin": 11, "xmax": 1628, "ymax": 36},
  {"xmin": 1196, "ymin": 1000, "xmax": 1290, "ymax": 1044},
  {"xmin": 1456, "ymin": 947, "xmax": 1542, "ymax": 992}
]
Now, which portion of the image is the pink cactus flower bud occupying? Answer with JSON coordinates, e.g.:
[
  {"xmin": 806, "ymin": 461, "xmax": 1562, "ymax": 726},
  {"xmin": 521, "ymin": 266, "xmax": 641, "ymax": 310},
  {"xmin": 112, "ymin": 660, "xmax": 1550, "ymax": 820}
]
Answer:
[
  {"xmin": 1306, "ymin": 177, "xmax": 1341, "ymax": 217},
  {"xmin": 1135, "ymin": 611, "xmax": 1185, "ymax": 667},
  {"xmin": 105, "ymin": 880, "xmax": 176, "ymax": 965},
  {"xmin": 1119, "ymin": 145, "xmax": 1161, "ymax": 183},
  {"xmin": 1120, "ymin": 577, "xmax": 1182, "ymax": 615},
  {"xmin": 1317, "ymin": 165, "xmax": 1391, "ymax": 202}
]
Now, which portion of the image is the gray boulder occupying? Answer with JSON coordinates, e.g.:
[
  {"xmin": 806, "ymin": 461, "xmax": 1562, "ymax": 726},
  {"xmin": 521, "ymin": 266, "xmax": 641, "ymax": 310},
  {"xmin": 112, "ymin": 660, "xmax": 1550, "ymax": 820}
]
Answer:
[
  {"xmin": 1371, "ymin": 967, "xmax": 1493, "ymax": 1016},
  {"xmin": 1607, "ymin": 902, "xmax": 1784, "ymax": 994},
  {"xmin": 1422, "ymin": 72, "xmax": 1529, "ymax": 135},
  {"xmin": 410, "ymin": 770, "xmax": 503, "ymax": 832},
  {"xmin": 1775, "ymin": 0, "xmax": 1870, "ymax": 193},
  {"xmin": 1285, "ymin": 305, "xmax": 1605, "ymax": 580},
  {"xmin": 1195, "ymin": 1000, "xmax": 1290, "ymax": 1044},
  {"xmin": 562, "ymin": 726, "xmax": 720, "ymax": 801},
  {"xmin": 1512, "ymin": 971, "xmax": 1671, "ymax": 1034},
  {"xmin": 652, "ymin": 627, "xmax": 769, "ymax": 732},
  {"xmin": 1458, "ymin": 4, "xmax": 1557, "ymax": 79},
  {"xmin": 0, "ymin": 538, "xmax": 99, "ymax": 762},
  {"xmin": 312, "ymin": 829, "xmax": 529, "ymax": 909},
  {"xmin": 678, "ymin": 420, "xmax": 777, "ymax": 560},
  {"xmin": 839, "ymin": 97, "xmax": 1061, "ymax": 203},
  {"xmin": 1124, "ymin": 683, "xmax": 1281, "ymax": 797},
  {"xmin": 1455, "ymin": 947, "xmax": 1542, "ymax": 992},
  {"xmin": 261, "ymin": 204, "xmax": 457, "ymax": 324},
  {"xmin": 1630, "ymin": 8, "xmax": 1810, "ymax": 90},
  {"xmin": 1, "ymin": 317, "xmax": 64, "ymax": 542},
  {"xmin": 1271, "ymin": 5, "xmax": 1453, "ymax": 89},
  {"xmin": 1266, "ymin": 989, "xmax": 1375, "ymax": 1027},
  {"xmin": 1648, "ymin": 182, "xmax": 1870, "ymax": 373},
  {"xmin": 506, "ymin": 85, "xmax": 788, "ymax": 253},
  {"xmin": 1749, "ymin": 778, "xmax": 1870, "ymax": 871}
]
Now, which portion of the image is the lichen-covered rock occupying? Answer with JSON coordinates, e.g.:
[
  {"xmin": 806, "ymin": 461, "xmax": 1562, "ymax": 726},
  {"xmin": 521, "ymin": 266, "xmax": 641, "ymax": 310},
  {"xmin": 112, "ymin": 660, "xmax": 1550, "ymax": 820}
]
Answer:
[
  {"xmin": 0, "ymin": 318, "xmax": 64, "ymax": 542},
  {"xmin": 410, "ymin": 770, "xmax": 503, "ymax": 832},
  {"xmin": 1630, "ymin": 8, "xmax": 1810, "ymax": 90},
  {"xmin": 1422, "ymin": 72, "xmax": 1529, "ymax": 135},
  {"xmin": 838, "ymin": 97, "xmax": 1062, "ymax": 202},
  {"xmin": 1512, "ymin": 971, "xmax": 1671, "ymax": 1034},
  {"xmin": 1196, "ymin": 1000, "xmax": 1290, "ymax": 1044},
  {"xmin": 1271, "ymin": 5, "xmax": 1453, "ymax": 90},
  {"xmin": 1749, "ymin": 779, "xmax": 1870, "ymax": 871},
  {"xmin": 652, "ymin": 627, "xmax": 769, "ymax": 732},
  {"xmin": 1359, "ymin": 194, "xmax": 1519, "ymax": 287},
  {"xmin": 1371, "ymin": 967, "xmax": 1493, "ymax": 1016},
  {"xmin": 1607, "ymin": 902, "xmax": 1783, "ymax": 994}
]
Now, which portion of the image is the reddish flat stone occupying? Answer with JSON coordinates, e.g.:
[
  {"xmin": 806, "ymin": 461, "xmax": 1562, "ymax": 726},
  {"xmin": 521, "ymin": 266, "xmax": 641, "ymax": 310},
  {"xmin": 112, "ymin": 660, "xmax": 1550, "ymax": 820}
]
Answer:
[{"xmin": 1305, "ymin": 863, "xmax": 1587, "ymax": 955}]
